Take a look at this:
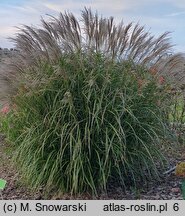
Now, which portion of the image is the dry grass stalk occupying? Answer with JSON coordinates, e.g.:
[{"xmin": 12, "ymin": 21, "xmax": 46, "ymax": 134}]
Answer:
[{"xmin": 0, "ymin": 7, "xmax": 185, "ymax": 100}]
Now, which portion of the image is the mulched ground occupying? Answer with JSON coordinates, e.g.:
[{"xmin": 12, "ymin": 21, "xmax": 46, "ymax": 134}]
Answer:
[{"xmin": 0, "ymin": 134, "xmax": 185, "ymax": 200}]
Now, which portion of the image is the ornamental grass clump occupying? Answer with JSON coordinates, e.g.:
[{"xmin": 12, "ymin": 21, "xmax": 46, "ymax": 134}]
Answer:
[
  {"xmin": 1, "ymin": 8, "xmax": 184, "ymax": 195},
  {"xmin": 3, "ymin": 54, "xmax": 169, "ymax": 194}
]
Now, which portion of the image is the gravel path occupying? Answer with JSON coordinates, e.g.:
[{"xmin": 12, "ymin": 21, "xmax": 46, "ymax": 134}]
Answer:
[{"xmin": 0, "ymin": 135, "xmax": 184, "ymax": 200}]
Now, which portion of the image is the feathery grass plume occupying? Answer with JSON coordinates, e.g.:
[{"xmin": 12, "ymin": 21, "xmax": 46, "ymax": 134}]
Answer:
[
  {"xmin": 0, "ymin": 7, "xmax": 184, "ymax": 98},
  {"xmin": 0, "ymin": 8, "xmax": 184, "ymax": 196},
  {"xmin": 0, "ymin": 8, "xmax": 183, "ymax": 101}
]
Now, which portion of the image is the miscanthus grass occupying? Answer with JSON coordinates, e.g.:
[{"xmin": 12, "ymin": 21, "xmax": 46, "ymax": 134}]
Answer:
[
  {"xmin": 1, "ymin": 8, "xmax": 184, "ymax": 195},
  {"xmin": 1, "ymin": 53, "xmax": 170, "ymax": 194}
]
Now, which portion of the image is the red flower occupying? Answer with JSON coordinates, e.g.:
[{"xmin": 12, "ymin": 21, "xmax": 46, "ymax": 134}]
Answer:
[
  {"xmin": 149, "ymin": 67, "xmax": 157, "ymax": 75},
  {"xmin": 0, "ymin": 104, "xmax": 10, "ymax": 114},
  {"xmin": 138, "ymin": 79, "xmax": 144, "ymax": 89},
  {"xmin": 158, "ymin": 76, "xmax": 165, "ymax": 85}
]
